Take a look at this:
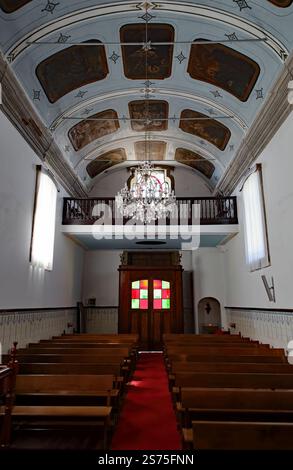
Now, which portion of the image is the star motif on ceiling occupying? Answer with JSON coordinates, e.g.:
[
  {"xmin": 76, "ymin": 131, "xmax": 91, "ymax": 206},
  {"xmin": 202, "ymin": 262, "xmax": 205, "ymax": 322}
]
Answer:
[
  {"xmin": 176, "ymin": 51, "xmax": 187, "ymax": 64},
  {"xmin": 64, "ymin": 145, "xmax": 71, "ymax": 152},
  {"xmin": 136, "ymin": 2, "xmax": 159, "ymax": 11},
  {"xmin": 41, "ymin": 1, "xmax": 60, "ymax": 14},
  {"xmin": 75, "ymin": 90, "xmax": 88, "ymax": 99},
  {"xmin": 199, "ymin": 140, "xmax": 206, "ymax": 146},
  {"xmin": 58, "ymin": 33, "xmax": 71, "ymax": 44},
  {"xmin": 82, "ymin": 108, "xmax": 93, "ymax": 116},
  {"xmin": 233, "ymin": 0, "xmax": 251, "ymax": 11},
  {"xmin": 109, "ymin": 51, "xmax": 120, "ymax": 64},
  {"xmin": 229, "ymin": 144, "xmax": 235, "ymax": 151},
  {"xmin": 210, "ymin": 90, "xmax": 222, "ymax": 98},
  {"xmin": 140, "ymin": 11, "xmax": 155, "ymax": 22},
  {"xmin": 121, "ymin": 115, "xmax": 128, "ymax": 124},
  {"xmin": 142, "ymin": 80, "xmax": 155, "ymax": 88},
  {"xmin": 255, "ymin": 88, "xmax": 264, "ymax": 99},
  {"xmin": 33, "ymin": 90, "xmax": 41, "ymax": 101},
  {"xmin": 225, "ymin": 32, "xmax": 238, "ymax": 41}
]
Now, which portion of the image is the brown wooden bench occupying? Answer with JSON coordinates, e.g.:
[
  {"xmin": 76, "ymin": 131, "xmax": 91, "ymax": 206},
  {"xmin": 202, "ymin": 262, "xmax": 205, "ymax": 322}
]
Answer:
[
  {"xmin": 172, "ymin": 372, "xmax": 293, "ymax": 391},
  {"xmin": 168, "ymin": 353, "xmax": 286, "ymax": 363},
  {"xmin": 18, "ymin": 362, "xmax": 123, "ymax": 377},
  {"xmin": 184, "ymin": 420, "xmax": 293, "ymax": 450},
  {"xmin": 17, "ymin": 347, "xmax": 131, "ymax": 356},
  {"xmin": 1, "ymin": 405, "xmax": 112, "ymax": 449},
  {"xmin": 166, "ymin": 346, "xmax": 284, "ymax": 356},
  {"xmin": 169, "ymin": 361, "xmax": 293, "ymax": 374},
  {"xmin": 14, "ymin": 374, "xmax": 120, "ymax": 407}
]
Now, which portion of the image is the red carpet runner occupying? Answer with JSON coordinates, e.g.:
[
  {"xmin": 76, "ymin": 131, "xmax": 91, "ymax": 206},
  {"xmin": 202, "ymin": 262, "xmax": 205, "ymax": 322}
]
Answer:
[{"xmin": 111, "ymin": 353, "xmax": 182, "ymax": 450}]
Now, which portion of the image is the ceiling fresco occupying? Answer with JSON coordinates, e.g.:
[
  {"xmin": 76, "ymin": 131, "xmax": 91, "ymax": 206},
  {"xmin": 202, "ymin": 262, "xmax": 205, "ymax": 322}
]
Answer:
[
  {"xmin": 135, "ymin": 141, "xmax": 167, "ymax": 161},
  {"xmin": 175, "ymin": 148, "xmax": 215, "ymax": 180},
  {"xmin": 0, "ymin": 0, "xmax": 293, "ymax": 192},
  {"xmin": 129, "ymin": 100, "xmax": 169, "ymax": 132},
  {"xmin": 179, "ymin": 110, "xmax": 231, "ymax": 151},
  {"xmin": 187, "ymin": 40, "xmax": 260, "ymax": 102},
  {"xmin": 68, "ymin": 109, "xmax": 119, "ymax": 152},
  {"xmin": 120, "ymin": 23, "xmax": 174, "ymax": 80},
  {"xmin": 86, "ymin": 148, "xmax": 127, "ymax": 179},
  {"xmin": 36, "ymin": 40, "xmax": 108, "ymax": 103},
  {"xmin": 0, "ymin": 0, "xmax": 31, "ymax": 13}
]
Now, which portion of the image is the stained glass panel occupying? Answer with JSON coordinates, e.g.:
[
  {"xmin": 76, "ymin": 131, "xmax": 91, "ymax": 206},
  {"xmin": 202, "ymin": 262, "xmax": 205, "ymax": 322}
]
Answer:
[
  {"xmin": 131, "ymin": 280, "xmax": 148, "ymax": 309},
  {"xmin": 153, "ymin": 280, "xmax": 171, "ymax": 309}
]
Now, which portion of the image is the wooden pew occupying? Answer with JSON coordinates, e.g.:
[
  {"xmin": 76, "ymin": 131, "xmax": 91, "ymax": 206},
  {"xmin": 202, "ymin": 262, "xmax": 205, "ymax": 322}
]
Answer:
[
  {"xmin": 28, "ymin": 342, "xmax": 134, "ymax": 349},
  {"xmin": 5, "ymin": 405, "xmax": 112, "ymax": 449},
  {"xmin": 172, "ymin": 372, "xmax": 293, "ymax": 390},
  {"xmin": 169, "ymin": 361, "xmax": 293, "ymax": 374},
  {"xmin": 14, "ymin": 374, "xmax": 119, "ymax": 407},
  {"xmin": 168, "ymin": 353, "xmax": 286, "ymax": 363},
  {"xmin": 165, "ymin": 346, "xmax": 284, "ymax": 357},
  {"xmin": 17, "ymin": 347, "xmax": 131, "ymax": 356},
  {"xmin": 18, "ymin": 362, "xmax": 122, "ymax": 376},
  {"xmin": 185, "ymin": 420, "xmax": 293, "ymax": 450},
  {"xmin": 163, "ymin": 334, "xmax": 252, "ymax": 342}
]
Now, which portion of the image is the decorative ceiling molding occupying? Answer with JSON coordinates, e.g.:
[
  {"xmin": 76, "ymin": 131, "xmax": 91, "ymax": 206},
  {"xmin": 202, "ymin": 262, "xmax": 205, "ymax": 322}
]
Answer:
[
  {"xmin": 0, "ymin": 51, "xmax": 87, "ymax": 197},
  {"xmin": 215, "ymin": 52, "xmax": 293, "ymax": 195},
  {"xmin": 5, "ymin": 2, "xmax": 288, "ymax": 62}
]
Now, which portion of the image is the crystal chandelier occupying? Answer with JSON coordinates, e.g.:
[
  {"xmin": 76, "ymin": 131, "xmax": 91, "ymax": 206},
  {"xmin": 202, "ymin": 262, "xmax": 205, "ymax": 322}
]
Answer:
[{"xmin": 116, "ymin": 161, "xmax": 176, "ymax": 224}]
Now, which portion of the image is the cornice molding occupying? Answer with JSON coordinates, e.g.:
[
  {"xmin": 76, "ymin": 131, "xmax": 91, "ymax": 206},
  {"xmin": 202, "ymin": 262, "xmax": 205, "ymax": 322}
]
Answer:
[
  {"xmin": 216, "ymin": 52, "xmax": 293, "ymax": 195},
  {"xmin": 0, "ymin": 52, "xmax": 88, "ymax": 197}
]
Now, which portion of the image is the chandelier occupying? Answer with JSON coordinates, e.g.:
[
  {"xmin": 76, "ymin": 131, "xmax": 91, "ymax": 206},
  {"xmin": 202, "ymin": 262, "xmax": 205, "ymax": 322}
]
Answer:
[{"xmin": 115, "ymin": 161, "xmax": 176, "ymax": 224}]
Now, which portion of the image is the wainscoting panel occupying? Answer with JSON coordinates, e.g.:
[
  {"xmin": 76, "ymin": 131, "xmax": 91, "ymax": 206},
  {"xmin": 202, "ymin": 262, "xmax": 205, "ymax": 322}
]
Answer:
[
  {"xmin": 225, "ymin": 307, "xmax": 293, "ymax": 352},
  {"xmin": 0, "ymin": 308, "xmax": 77, "ymax": 355},
  {"xmin": 85, "ymin": 307, "xmax": 118, "ymax": 334}
]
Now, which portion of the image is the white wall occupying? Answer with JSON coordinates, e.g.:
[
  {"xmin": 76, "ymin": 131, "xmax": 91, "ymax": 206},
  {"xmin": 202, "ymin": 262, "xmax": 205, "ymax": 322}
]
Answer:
[
  {"xmin": 89, "ymin": 166, "xmax": 212, "ymax": 197},
  {"xmin": 192, "ymin": 248, "xmax": 226, "ymax": 331},
  {"xmin": 223, "ymin": 111, "xmax": 293, "ymax": 312},
  {"xmin": 82, "ymin": 249, "xmax": 194, "ymax": 306},
  {"xmin": 0, "ymin": 111, "xmax": 84, "ymax": 309}
]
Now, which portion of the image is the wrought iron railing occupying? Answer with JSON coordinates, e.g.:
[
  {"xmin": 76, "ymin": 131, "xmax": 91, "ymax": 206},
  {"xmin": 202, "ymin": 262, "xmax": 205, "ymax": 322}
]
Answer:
[{"xmin": 62, "ymin": 197, "xmax": 238, "ymax": 225}]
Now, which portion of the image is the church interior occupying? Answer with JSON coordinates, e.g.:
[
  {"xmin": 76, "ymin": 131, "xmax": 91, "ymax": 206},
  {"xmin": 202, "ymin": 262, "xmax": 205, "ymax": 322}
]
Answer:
[{"xmin": 1, "ymin": 0, "xmax": 293, "ymax": 457}]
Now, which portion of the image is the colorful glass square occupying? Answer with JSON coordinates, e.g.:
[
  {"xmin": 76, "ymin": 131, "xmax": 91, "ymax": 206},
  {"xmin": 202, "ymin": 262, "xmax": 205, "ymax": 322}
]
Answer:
[
  {"xmin": 140, "ymin": 289, "xmax": 148, "ymax": 299},
  {"xmin": 132, "ymin": 289, "xmax": 140, "ymax": 299},
  {"xmin": 162, "ymin": 299, "xmax": 170, "ymax": 309},
  {"xmin": 162, "ymin": 289, "xmax": 170, "ymax": 299},
  {"xmin": 162, "ymin": 280, "xmax": 170, "ymax": 289},
  {"xmin": 153, "ymin": 299, "xmax": 162, "ymax": 309},
  {"xmin": 153, "ymin": 279, "xmax": 162, "ymax": 289},
  {"xmin": 140, "ymin": 299, "xmax": 148, "ymax": 309},
  {"xmin": 140, "ymin": 280, "xmax": 148, "ymax": 289},
  {"xmin": 154, "ymin": 289, "xmax": 162, "ymax": 299},
  {"xmin": 131, "ymin": 299, "xmax": 139, "ymax": 309},
  {"xmin": 132, "ymin": 280, "xmax": 140, "ymax": 289}
]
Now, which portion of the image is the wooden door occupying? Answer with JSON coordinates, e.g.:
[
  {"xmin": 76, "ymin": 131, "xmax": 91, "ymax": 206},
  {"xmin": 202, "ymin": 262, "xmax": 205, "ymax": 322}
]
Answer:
[{"xmin": 119, "ymin": 263, "xmax": 183, "ymax": 349}]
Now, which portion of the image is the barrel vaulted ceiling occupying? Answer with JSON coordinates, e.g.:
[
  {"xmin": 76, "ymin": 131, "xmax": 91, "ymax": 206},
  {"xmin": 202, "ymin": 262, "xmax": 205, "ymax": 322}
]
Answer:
[{"xmin": 1, "ymin": 0, "xmax": 293, "ymax": 192}]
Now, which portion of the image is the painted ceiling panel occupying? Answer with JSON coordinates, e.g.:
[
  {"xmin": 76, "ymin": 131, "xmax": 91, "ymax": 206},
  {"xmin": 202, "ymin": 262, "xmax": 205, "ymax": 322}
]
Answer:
[
  {"xmin": 179, "ymin": 110, "xmax": 231, "ymax": 151},
  {"xmin": 135, "ymin": 141, "xmax": 167, "ymax": 161},
  {"xmin": 129, "ymin": 100, "xmax": 169, "ymax": 132},
  {"xmin": 86, "ymin": 148, "xmax": 126, "ymax": 179},
  {"xmin": 68, "ymin": 109, "xmax": 119, "ymax": 152},
  {"xmin": 268, "ymin": 0, "xmax": 293, "ymax": 6},
  {"xmin": 120, "ymin": 23, "xmax": 174, "ymax": 80},
  {"xmin": 36, "ymin": 40, "xmax": 108, "ymax": 103},
  {"xmin": 0, "ymin": 1, "xmax": 293, "ymax": 191},
  {"xmin": 0, "ymin": 0, "xmax": 31, "ymax": 13},
  {"xmin": 175, "ymin": 148, "xmax": 215, "ymax": 180},
  {"xmin": 188, "ymin": 40, "xmax": 260, "ymax": 102}
]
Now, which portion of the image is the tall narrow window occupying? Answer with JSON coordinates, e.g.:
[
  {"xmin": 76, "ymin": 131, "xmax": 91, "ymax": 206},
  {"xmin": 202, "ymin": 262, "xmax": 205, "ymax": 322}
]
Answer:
[
  {"xmin": 242, "ymin": 164, "xmax": 269, "ymax": 271},
  {"xmin": 30, "ymin": 167, "xmax": 57, "ymax": 270}
]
